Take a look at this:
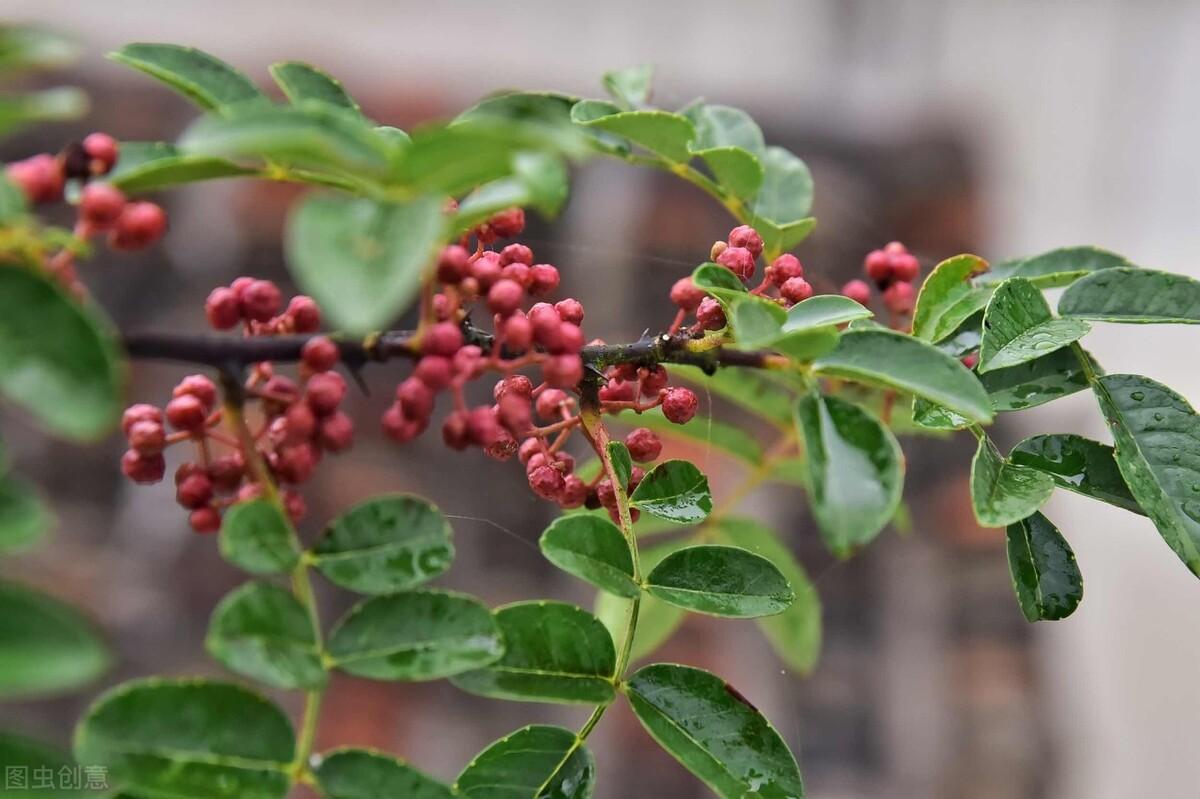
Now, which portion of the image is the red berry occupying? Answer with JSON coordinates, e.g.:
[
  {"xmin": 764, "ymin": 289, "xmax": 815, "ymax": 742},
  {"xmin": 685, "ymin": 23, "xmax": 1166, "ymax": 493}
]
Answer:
[
  {"xmin": 82, "ymin": 132, "xmax": 119, "ymax": 173},
  {"xmin": 780, "ymin": 276, "xmax": 814, "ymax": 304},
  {"xmin": 883, "ymin": 281, "xmax": 915, "ymax": 315},
  {"xmin": 543, "ymin": 354, "xmax": 583, "ymax": 389},
  {"xmin": 518, "ymin": 438, "xmax": 542, "ymax": 464},
  {"xmin": 599, "ymin": 379, "xmax": 636, "ymax": 403},
  {"xmin": 165, "ymin": 395, "xmax": 207, "ymax": 431},
  {"xmin": 640, "ymin": 365, "xmax": 669, "ymax": 397},
  {"xmin": 302, "ymin": 336, "xmax": 339, "ymax": 373},
  {"xmin": 128, "ymin": 420, "xmax": 166, "ymax": 456},
  {"xmin": 628, "ymin": 466, "xmax": 645, "ymax": 492},
  {"xmin": 6, "ymin": 154, "xmax": 63, "ymax": 204},
  {"xmin": 176, "ymin": 473, "xmax": 214, "ymax": 509},
  {"xmin": 189, "ymin": 507, "xmax": 221, "ymax": 534},
  {"xmin": 274, "ymin": 443, "xmax": 317, "ymax": 484},
  {"xmin": 596, "ymin": 479, "xmax": 617, "ymax": 509},
  {"xmin": 529, "ymin": 264, "xmax": 560, "ymax": 296},
  {"xmin": 240, "ymin": 280, "xmax": 282, "ymax": 323},
  {"xmin": 559, "ymin": 475, "xmax": 589, "ymax": 508},
  {"xmin": 696, "ymin": 297, "xmax": 726, "ymax": 330},
  {"xmin": 396, "ymin": 377, "xmax": 434, "ymax": 420},
  {"xmin": 501, "ymin": 262, "xmax": 532, "ymax": 288},
  {"xmin": 884, "ymin": 240, "xmax": 908, "ymax": 254},
  {"xmin": 662, "ymin": 387, "xmax": 699, "ymax": 424},
  {"xmin": 236, "ymin": 482, "xmax": 263, "ymax": 503},
  {"xmin": 414, "ymin": 355, "xmax": 454, "ymax": 390},
  {"xmin": 487, "ymin": 278, "xmax": 525, "ymax": 316},
  {"xmin": 262, "ymin": 375, "xmax": 300, "ymax": 413},
  {"xmin": 422, "ymin": 322, "xmax": 464, "ymax": 357},
  {"xmin": 961, "ymin": 352, "xmax": 980, "ymax": 370},
  {"xmin": 494, "ymin": 375, "xmax": 534, "ymax": 401},
  {"xmin": 625, "ymin": 427, "xmax": 663, "ymax": 462},
  {"xmin": 283, "ymin": 490, "xmax": 307, "ymax": 522},
  {"xmin": 767, "ymin": 254, "xmax": 803, "ymax": 286},
  {"xmin": 440, "ymin": 409, "xmax": 471, "ymax": 450},
  {"xmin": 535, "ymin": 388, "xmax": 569, "ymax": 420},
  {"xmin": 483, "ymin": 427, "xmax": 518, "ymax": 461},
  {"xmin": 551, "ymin": 322, "xmax": 584, "ymax": 354},
  {"xmin": 554, "ymin": 298, "xmax": 585, "ymax": 326},
  {"xmin": 466, "ymin": 406, "xmax": 502, "ymax": 448},
  {"xmin": 437, "ymin": 245, "xmax": 471, "ymax": 284},
  {"xmin": 670, "ymin": 277, "xmax": 706, "ymax": 312},
  {"xmin": 453, "ymin": 345, "xmax": 484, "ymax": 378},
  {"xmin": 890, "ymin": 252, "xmax": 920, "ymax": 283},
  {"xmin": 284, "ymin": 402, "xmax": 318, "ymax": 441},
  {"xmin": 470, "ymin": 252, "xmax": 503, "ymax": 289},
  {"xmin": 318, "ymin": 411, "xmax": 354, "ymax": 452},
  {"xmin": 209, "ymin": 452, "xmax": 246, "ymax": 491},
  {"xmin": 382, "ymin": 404, "xmax": 421, "ymax": 444},
  {"xmin": 79, "ymin": 183, "xmax": 125, "ymax": 228},
  {"xmin": 529, "ymin": 303, "xmax": 561, "ymax": 347},
  {"xmin": 205, "ymin": 287, "xmax": 241, "ymax": 330},
  {"xmin": 288, "ymin": 295, "xmax": 322, "ymax": 333},
  {"xmin": 500, "ymin": 243, "xmax": 533, "ymax": 266},
  {"xmin": 122, "ymin": 403, "xmax": 162, "ymax": 435},
  {"xmin": 488, "ymin": 207, "xmax": 525, "ymax": 239},
  {"xmin": 728, "ymin": 225, "xmax": 764, "ymax": 259},
  {"xmin": 528, "ymin": 464, "xmax": 565, "ymax": 500},
  {"xmin": 716, "ymin": 246, "xmax": 755, "ymax": 281},
  {"xmin": 864, "ymin": 249, "xmax": 892, "ymax": 283},
  {"xmin": 173, "ymin": 374, "xmax": 217, "ymax": 410},
  {"xmin": 108, "ymin": 201, "xmax": 167, "ymax": 250},
  {"xmin": 497, "ymin": 394, "xmax": 533, "ymax": 435},
  {"xmin": 306, "ymin": 372, "xmax": 347, "ymax": 416},
  {"xmin": 121, "ymin": 450, "xmax": 165, "ymax": 484},
  {"xmin": 503, "ymin": 314, "xmax": 534, "ymax": 351},
  {"xmin": 841, "ymin": 279, "xmax": 872, "ymax": 306}
]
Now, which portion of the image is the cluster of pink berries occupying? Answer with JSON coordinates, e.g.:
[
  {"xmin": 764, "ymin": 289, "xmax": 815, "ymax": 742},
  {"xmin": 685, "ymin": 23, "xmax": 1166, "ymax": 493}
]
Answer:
[
  {"xmin": 120, "ymin": 285, "xmax": 352, "ymax": 532},
  {"xmin": 843, "ymin": 241, "xmax": 922, "ymax": 319},
  {"xmin": 5, "ymin": 133, "xmax": 168, "ymax": 295}
]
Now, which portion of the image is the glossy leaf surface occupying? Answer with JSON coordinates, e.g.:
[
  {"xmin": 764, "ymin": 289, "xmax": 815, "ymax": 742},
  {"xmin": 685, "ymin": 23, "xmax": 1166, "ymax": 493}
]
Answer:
[
  {"xmin": 970, "ymin": 435, "xmax": 1054, "ymax": 528},
  {"xmin": 1010, "ymin": 434, "xmax": 1143, "ymax": 515},
  {"xmin": 456, "ymin": 725, "xmax": 595, "ymax": 799},
  {"xmin": 539, "ymin": 515, "xmax": 638, "ymax": 597},
  {"xmin": 218, "ymin": 499, "xmax": 298, "ymax": 575},
  {"xmin": 629, "ymin": 460, "xmax": 713, "ymax": 524},
  {"xmin": 1006, "ymin": 511, "xmax": 1083, "ymax": 621},
  {"xmin": 978, "ymin": 277, "xmax": 1089, "ymax": 372},
  {"xmin": 316, "ymin": 749, "xmax": 455, "ymax": 799},
  {"xmin": 911, "ymin": 254, "xmax": 991, "ymax": 342},
  {"xmin": 645, "ymin": 545, "xmax": 793, "ymax": 618},
  {"xmin": 205, "ymin": 582, "xmax": 325, "ymax": 691},
  {"xmin": 1059, "ymin": 267, "xmax": 1200, "ymax": 324}
]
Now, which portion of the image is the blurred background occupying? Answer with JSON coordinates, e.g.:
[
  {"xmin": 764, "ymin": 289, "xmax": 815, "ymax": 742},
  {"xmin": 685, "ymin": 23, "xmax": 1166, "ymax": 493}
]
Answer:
[{"xmin": 4, "ymin": 1, "xmax": 1200, "ymax": 797}]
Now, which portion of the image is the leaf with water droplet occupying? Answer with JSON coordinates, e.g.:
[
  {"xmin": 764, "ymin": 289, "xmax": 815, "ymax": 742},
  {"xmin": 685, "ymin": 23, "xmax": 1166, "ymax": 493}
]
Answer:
[
  {"xmin": 456, "ymin": 724, "xmax": 594, "ymax": 799},
  {"xmin": 1006, "ymin": 511, "xmax": 1083, "ymax": 621},
  {"xmin": 970, "ymin": 434, "xmax": 1054, "ymax": 527},
  {"xmin": 1010, "ymin": 434, "xmax": 1144, "ymax": 515},
  {"xmin": 978, "ymin": 277, "xmax": 1090, "ymax": 372},
  {"xmin": 980, "ymin": 245, "xmax": 1136, "ymax": 289},
  {"xmin": 911, "ymin": 253, "xmax": 991, "ymax": 342},
  {"xmin": 1059, "ymin": 267, "xmax": 1200, "ymax": 324}
]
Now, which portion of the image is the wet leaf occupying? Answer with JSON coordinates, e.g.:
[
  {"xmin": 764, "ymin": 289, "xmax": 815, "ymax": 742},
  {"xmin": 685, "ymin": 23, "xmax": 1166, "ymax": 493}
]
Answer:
[
  {"xmin": 205, "ymin": 582, "xmax": 325, "ymax": 691},
  {"xmin": 451, "ymin": 601, "xmax": 616, "ymax": 704},
  {"xmin": 613, "ymin": 406, "xmax": 763, "ymax": 465},
  {"xmin": 696, "ymin": 146, "xmax": 763, "ymax": 199},
  {"xmin": 595, "ymin": 538, "xmax": 692, "ymax": 665},
  {"xmin": 315, "ymin": 749, "xmax": 455, "ymax": 799},
  {"xmin": 607, "ymin": 440, "xmax": 632, "ymax": 487},
  {"xmin": 670, "ymin": 364, "xmax": 795, "ymax": 428},
  {"xmin": 629, "ymin": 460, "xmax": 713, "ymax": 524},
  {"xmin": 980, "ymin": 346, "xmax": 1095, "ymax": 412},
  {"xmin": 574, "ymin": 109, "xmax": 695, "ymax": 162},
  {"xmin": 327, "ymin": 590, "xmax": 502, "ymax": 681},
  {"xmin": 539, "ymin": 514, "xmax": 639, "ymax": 598},
  {"xmin": 978, "ymin": 277, "xmax": 1089, "ymax": 372},
  {"xmin": 218, "ymin": 499, "xmax": 298, "ymax": 575},
  {"xmin": 1059, "ymin": 267, "xmax": 1200, "ymax": 324},
  {"xmin": 456, "ymin": 725, "xmax": 594, "ymax": 799},
  {"xmin": 911, "ymin": 254, "xmax": 991, "ymax": 342},
  {"xmin": 782, "ymin": 294, "xmax": 872, "ymax": 332},
  {"xmin": 970, "ymin": 434, "xmax": 1054, "ymax": 528},
  {"xmin": 645, "ymin": 544, "xmax": 793, "ymax": 618},
  {"xmin": 1006, "ymin": 511, "xmax": 1083, "ymax": 621},
  {"xmin": 625, "ymin": 663, "xmax": 804, "ymax": 799},
  {"xmin": 74, "ymin": 679, "xmax": 294, "ymax": 799},
  {"xmin": 1010, "ymin": 434, "xmax": 1143, "ymax": 515},
  {"xmin": 981, "ymin": 245, "xmax": 1135, "ymax": 289}
]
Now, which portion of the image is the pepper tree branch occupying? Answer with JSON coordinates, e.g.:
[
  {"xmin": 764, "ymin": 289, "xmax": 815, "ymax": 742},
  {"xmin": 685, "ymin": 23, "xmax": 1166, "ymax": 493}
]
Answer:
[{"xmin": 120, "ymin": 322, "xmax": 789, "ymax": 375}]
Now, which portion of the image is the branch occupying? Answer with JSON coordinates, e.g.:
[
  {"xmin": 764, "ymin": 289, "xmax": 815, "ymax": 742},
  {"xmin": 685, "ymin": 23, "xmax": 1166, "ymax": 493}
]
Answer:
[{"xmin": 120, "ymin": 323, "xmax": 787, "ymax": 375}]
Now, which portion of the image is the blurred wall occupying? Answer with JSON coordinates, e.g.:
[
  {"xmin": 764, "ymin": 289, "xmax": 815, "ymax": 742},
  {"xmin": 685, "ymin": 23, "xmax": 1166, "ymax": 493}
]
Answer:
[{"xmin": 6, "ymin": 1, "xmax": 1200, "ymax": 797}]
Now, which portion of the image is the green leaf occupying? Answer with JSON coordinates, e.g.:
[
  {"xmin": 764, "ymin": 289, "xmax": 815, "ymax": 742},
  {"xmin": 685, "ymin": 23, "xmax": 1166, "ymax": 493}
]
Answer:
[
  {"xmin": 752, "ymin": 145, "xmax": 813, "ymax": 225},
  {"xmin": 625, "ymin": 663, "xmax": 804, "ymax": 799},
  {"xmin": 981, "ymin": 245, "xmax": 1135, "ymax": 289},
  {"xmin": 756, "ymin": 217, "xmax": 816, "ymax": 257},
  {"xmin": 107, "ymin": 141, "xmax": 256, "ymax": 192},
  {"xmin": 1006, "ymin": 512, "xmax": 1083, "ymax": 621},
  {"xmin": 205, "ymin": 582, "xmax": 325, "ymax": 691},
  {"xmin": 0, "ymin": 174, "xmax": 27, "ymax": 221},
  {"xmin": 450, "ymin": 601, "xmax": 616, "ymax": 704},
  {"xmin": 0, "ymin": 731, "xmax": 92, "ymax": 799},
  {"xmin": 108, "ymin": 43, "xmax": 267, "ymax": 115},
  {"xmin": 569, "ymin": 98, "xmax": 622, "ymax": 123},
  {"xmin": 1011, "ymin": 434, "xmax": 1143, "ymax": 515},
  {"xmin": 269, "ymin": 61, "xmax": 361, "ymax": 114},
  {"xmin": 602, "ymin": 64, "xmax": 654, "ymax": 108},
  {"xmin": 813, "ymin": 329, "xmax": 994, "ymax": 424},
  {"xmin": 783, "ymin": 294, "xmax": 873, "ymax": 332},
  {"xmin": 0, "ymin": 87, "xmax": 88, "ymax": 137},
  {"xmin": 630, "ymin": 460, "xmax": 713, "ymax": 524},
  {"xmin": 456, "ymin": 725, "xmax": 594, "ymax": 799},
  {"xmin": 615, "ymin": 406, "xmax": 762, "ymax": 465},
  {"xmin": 218, "ymin": 499, "xmax": 298, "ymax": 575},
  {"xmin": 0, "ymin": 581, "xmax": 108, "ymax": 698},
  {"xmin": 978, "ymin": 277, "xmax": 1090, "ymax": 372},
  {"xmin": 285, "ymin": 193, "xmax": 444, "ymax": 334},
  {"xmin": 0, "ymin": 475, "xmax": 51, "ymax": 553},
  {"xmin": 0, "ymin": 26, "xmax": 80, "ymax": 74},
  {"xmin": 911, "ymin": 254, "xmax": 991, "ymax": 342},
  {"xmin": 713, "ymin": 518, "xmax": 822, "ymax": 674},
  {"xmin": 911, "ymin": 397, "xmax": 970, "ymax": 432},
  {"xmin": 316, "ymin": 749, "xmax": 455, "ymax": 799},
  {"xmin": 980, "ymin": 346, "xmax": 1095, "ymax": 411},
  {"xmin": 696, "ymin": 147, "xmax": 764, "ymax": 200},
  {"xmin": 728, "ymin": 295, "xmax": 786, "ymax": 348},
  {"xmin": 607, "ymin": 440, "xmax": 632, "ymax": 487},
  {"xmin": 327, "ymin": 589, "xmax": 502, "ymax": 681},
  {"xmin": 1059, "ymin": 267, "xmax": 1200, "ymax": 324},
  {"xmin": 1090, "ymin": 374, "xmax": 1200, "ymax": 575},
  {"xmin": 595, "ymin": 538, "xmax": 691, "ymax": 664},
  {"xmin": 310, "ymin": 494, "xmax": 454, "ymax": 594},
  {"xmin": 795, "ymin": 393, "xmax": 904, "ymax": 557},
  {"xmin": 692, "ymin": 260, "xmax": 747, "ymax": 301},
  {"xmin": 180, "ymin": 103, "xmax": 391, "ymax": 179},
  {"xmin": 74, "ymin": 678, "xmax": 294, "ymax": 799},
  {"xmin": 670, "ymin": 364, "xmax": 795, "ymax": 428},
  {"xmin": 539, "ymin": 514, "xmax": 638, "ymax": 597},
  {"xmin": 970, "ymin": 434, "xmax": 1054, "ymax": 528},
  {"xmin": 682, "ymin": 102, "xmax": 765, "ymax": 154},
  {"xmin": 575, "ymin": 109, "xmax": 695, "ymax": 162},
  {"xmin": 645, "ymin": 544, "xmax": 793, "ymax": 618},
  {"xmin": 935, "ymin": 311, "xmax": 983, "ymax": 357},
  {"xmin": 0, "ymin": 267, "xmax": 124, "ymax": 441}
]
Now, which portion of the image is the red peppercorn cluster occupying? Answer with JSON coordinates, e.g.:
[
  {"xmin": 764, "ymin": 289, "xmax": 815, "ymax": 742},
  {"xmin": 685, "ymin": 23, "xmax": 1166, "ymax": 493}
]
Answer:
[
  {"xmin": 120, "ymin": 283, "xmax": 352, "ymax": 532},
  {"xmin": 5, "ymin": 133, "xmax": 167, "ymax": 295},
  {"xmin": 849, "ymin": 241, "xmax": 921, "ymax": 318}
]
